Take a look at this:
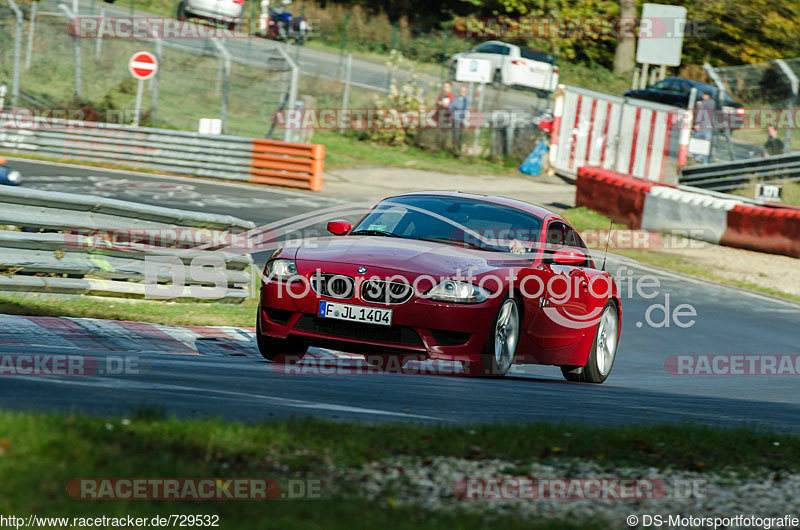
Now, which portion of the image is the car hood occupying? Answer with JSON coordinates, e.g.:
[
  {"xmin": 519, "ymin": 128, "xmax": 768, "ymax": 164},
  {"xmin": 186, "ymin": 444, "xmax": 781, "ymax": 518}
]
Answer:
[{"xmin": 292, "ymin": 236, "xmax": 531, "ymax": 276}]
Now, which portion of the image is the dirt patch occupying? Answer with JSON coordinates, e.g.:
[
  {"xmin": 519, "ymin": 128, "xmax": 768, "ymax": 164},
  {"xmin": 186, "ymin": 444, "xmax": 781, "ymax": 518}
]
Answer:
[{"xmin": 655, "ymin": 240, "xmax": 800, "ymax": 298}]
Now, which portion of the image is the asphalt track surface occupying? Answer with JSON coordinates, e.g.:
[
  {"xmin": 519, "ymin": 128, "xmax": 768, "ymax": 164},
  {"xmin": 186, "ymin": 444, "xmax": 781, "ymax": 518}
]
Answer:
[{"xmin": 3, "ymin": 158, "xmax": 800, "ymax": 430}]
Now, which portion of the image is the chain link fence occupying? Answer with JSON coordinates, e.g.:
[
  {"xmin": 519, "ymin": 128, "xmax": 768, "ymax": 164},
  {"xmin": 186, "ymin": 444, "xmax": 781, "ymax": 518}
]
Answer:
[
  {"xmin": 0, "ymin": 0, "xmax": 552, "ymax": 168},
  {"xmin": 704, "ymin": 59, "xmax": 799, "ymax": 162},
  {"xmin": 0, "ymin": 0, "xmax": 294, "ymax": 138}
]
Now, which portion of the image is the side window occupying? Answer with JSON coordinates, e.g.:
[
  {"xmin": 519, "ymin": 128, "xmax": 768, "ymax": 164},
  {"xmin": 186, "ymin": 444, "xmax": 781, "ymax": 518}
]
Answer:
[
  {"xmin": 498, "ymin": 45, "xmax": 511, "ymax": 56},
  {"xmin": 473, "ymin": 43, "xmax": 492, "ymax": 53},
  {"xmin": 564, "ymin": 227, "xmax": 591, "ymax": 267},
  {"xmin": 545, "ymin": 221, "xmax": 567, "ymax": 249}
]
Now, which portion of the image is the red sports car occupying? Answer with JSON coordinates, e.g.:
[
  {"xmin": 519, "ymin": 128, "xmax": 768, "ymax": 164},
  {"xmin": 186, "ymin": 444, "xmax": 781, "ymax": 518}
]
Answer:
[{"xmin": 257, "ymin": 192, "xmax": 621, "ymax": 382}]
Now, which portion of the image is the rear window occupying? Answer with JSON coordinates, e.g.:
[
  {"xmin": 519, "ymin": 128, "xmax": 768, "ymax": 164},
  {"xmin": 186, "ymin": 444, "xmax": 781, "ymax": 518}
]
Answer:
[{"xmin": 521, "ymin": 49, "xmax": 555, "ymax": 64}]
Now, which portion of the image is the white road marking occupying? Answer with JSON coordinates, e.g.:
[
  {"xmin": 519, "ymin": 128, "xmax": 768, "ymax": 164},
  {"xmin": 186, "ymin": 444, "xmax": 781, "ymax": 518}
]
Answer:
[
  {"xmin": 4, "ymin": 156, "xmax": 349, "ymax": 203},
  {"xmin": 615, "ymin": 259, "xmax": 800, "ymax": 309},
  {"xmin": 16, "ymin": 375, "xmax": 447, "ymax": 420}
]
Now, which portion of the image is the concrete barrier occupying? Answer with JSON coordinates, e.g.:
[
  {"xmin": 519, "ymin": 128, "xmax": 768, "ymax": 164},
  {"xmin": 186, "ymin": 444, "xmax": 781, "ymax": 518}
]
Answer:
[
  {"xmin": 721, "ymin": 205, "xmax": 800, "ymax": 258},
  {"xmin": 576, "ymin": 166, "xmax": 800, "ymax": 258},
  {"xmin": 575, "ymin": 166, "xmax": 655, "ymax": 228}
]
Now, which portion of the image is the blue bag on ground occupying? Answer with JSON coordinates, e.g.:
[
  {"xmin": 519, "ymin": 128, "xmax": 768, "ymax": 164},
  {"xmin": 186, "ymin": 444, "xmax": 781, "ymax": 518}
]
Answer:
[{"xmin": 518, "ymin": 139, "xmax": 548, "ymax": 176}]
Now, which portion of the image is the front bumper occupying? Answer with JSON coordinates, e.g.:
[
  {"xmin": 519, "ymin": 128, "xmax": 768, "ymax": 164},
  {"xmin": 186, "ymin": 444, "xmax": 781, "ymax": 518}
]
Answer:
[{"xmin": 259, "ymin": 278, "xmax": 500, "ymax": 362}]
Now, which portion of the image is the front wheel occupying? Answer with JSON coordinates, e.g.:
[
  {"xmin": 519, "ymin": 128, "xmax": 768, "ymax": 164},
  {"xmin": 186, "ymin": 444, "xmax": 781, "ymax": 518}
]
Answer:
[
  {"xmin": 561, "ymin": 301, "xmax": 619, "ymax": 383},
  {"xmin": 464, "ymin": 297, "xmax": 520, "ymax": 377},
  {"xmin": 256, "ymin": 310, "xmax": 307, "ymax": 362}
]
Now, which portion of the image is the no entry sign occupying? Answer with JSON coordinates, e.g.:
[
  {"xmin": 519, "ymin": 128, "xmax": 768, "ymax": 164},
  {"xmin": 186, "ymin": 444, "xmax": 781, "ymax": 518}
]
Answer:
[{"xmin": 129, "ymin": 51, "xmax": 158, "ymax": 80}]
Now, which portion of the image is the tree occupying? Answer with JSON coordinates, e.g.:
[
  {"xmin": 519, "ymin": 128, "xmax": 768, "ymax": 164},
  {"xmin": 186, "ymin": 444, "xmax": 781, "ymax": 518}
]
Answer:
[{"xmin": 613, "ymin": 0, "xmax": 636, "ymax": 74}]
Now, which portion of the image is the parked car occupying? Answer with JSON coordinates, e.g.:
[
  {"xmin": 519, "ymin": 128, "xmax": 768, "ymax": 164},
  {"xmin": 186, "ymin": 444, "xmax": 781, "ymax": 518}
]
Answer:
[
  {"xmin": 625, "ymin": 77, "xmax": 746, "ymax": 130},
  {"xmin": 176, "ymin": 0, "xmax": 244, "ymax": 30},
  {"xmin": 448, "ymin": 41, "xmax": 559, "ymax": 97}
]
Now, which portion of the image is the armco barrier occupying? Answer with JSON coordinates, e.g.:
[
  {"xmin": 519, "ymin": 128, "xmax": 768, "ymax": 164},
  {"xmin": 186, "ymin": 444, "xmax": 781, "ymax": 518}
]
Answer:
[
  {"xmin": 576, "ymin": 166, "xmax": 800, "ymax": 258},
  {"xmin": 0, "ymin": 186, "xmax": 256, "ymax": 302},
  {"xmin": 0, "ymin": 115, "xmax": 325, "ymax": 192}
]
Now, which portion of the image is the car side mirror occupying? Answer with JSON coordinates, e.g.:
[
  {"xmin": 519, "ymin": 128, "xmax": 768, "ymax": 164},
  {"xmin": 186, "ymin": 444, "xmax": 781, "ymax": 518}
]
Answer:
[
  {"xmin": 544, "ymin": 249, "xmax": 587, "ymax": 265},
  {"xmin": 326, "ymin": 220, "xmax": 351, "ymax": 236}
]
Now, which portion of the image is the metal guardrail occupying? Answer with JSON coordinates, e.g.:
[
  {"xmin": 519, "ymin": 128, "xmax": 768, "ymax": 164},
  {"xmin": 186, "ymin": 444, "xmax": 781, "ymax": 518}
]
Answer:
[
  {"xmin": 0, "ymin": 115, "xmax": 326, "ymax": 191},
  {"xmin": 679, "ymin": 152, "xmax": 800, "ymax": 191},
  {"xmin": 0, "ymin": 186, "xmax": 256, "ymax": 302}
]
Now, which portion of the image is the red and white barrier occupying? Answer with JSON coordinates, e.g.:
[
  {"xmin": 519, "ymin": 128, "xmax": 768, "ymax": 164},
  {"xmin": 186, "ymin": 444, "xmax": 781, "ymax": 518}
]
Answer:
[
  {"xmin": 551, "ymin": 85, "xmax": 678, "ymax": 182},
  {"xmin": 576, "ymin": 166, "xmax": 800, "ymax": 258}
]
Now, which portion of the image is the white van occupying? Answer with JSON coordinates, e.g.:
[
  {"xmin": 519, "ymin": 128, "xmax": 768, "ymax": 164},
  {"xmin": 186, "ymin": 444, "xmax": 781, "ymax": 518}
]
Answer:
[{"xmin": 448, "ymin": 41, "xmax": 559, "ymax": 97}]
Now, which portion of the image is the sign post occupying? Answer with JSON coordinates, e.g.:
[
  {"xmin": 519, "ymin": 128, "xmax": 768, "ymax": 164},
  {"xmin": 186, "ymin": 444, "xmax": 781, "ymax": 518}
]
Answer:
[
  {"xmin": 635, "ymin": 3, "xmax": 686, "ymax": 88},
  {"xmin": 128, "ymin": 51, "xmax": 158, "ymax": 127}
]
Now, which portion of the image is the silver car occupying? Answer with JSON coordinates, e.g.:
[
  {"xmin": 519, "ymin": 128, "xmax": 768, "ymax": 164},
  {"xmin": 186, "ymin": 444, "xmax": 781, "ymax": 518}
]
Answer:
[{"xmin": 177, "ymin": 0, "xmax": 245, "ymax": 30}]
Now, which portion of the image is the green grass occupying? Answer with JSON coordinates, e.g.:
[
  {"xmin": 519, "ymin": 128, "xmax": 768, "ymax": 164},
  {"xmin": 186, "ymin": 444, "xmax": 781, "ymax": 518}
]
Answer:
[
  {"xmin": 0, "ymin": 295, "xmax": 257, "ymax": 327},
  {"xmin": 562, "ymin": 207, "xmax": 800, "ymax": 303},
  {"xmin": 316, "ymin": 130, "xmax": 522, "ymax": 176},
  {"xmin": 1, "ymin": 412, "xmax": 798, "ymax": 527},
  {"xmin": 729, "ymin": 181, "xmax": 800, "ymax": 207}
]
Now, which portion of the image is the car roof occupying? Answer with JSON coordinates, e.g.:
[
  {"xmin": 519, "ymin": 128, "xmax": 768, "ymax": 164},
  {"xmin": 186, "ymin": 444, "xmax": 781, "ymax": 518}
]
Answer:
[
  {"xmin": 664, "ymin": 77, "xmax": 716, "ymax": 92},
  {"xmin": 384, "ymin": 191, "xmax": 558, "ymax": 222}
]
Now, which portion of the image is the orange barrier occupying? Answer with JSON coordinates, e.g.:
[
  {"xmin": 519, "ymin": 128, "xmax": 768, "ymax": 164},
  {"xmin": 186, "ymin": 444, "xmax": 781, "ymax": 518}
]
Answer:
[
  {"xmin": 249, "ymin": 139, "xmax": 326, "ymax": 192},
  {"xmin": 576, "ymin": 167, "xmax": 656, "ymax": 228}
]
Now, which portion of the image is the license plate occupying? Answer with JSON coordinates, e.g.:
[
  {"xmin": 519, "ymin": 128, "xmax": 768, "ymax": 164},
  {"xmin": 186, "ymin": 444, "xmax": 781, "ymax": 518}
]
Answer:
[{"xmin": 318, "ymin": 301, "xmax": 392, "ymax": 326}]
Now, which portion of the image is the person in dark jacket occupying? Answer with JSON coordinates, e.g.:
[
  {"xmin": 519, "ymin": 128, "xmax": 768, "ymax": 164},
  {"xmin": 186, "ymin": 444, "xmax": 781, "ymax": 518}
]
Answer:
[
  {"xmin": 449, "ymin": 85, "xmax": 469, "ymax": 155},
  {"xmin": 692, "ymin": 91, "xmax": 715, "ymax": 163},
  {"xmin": 764, "ymin": 125, "xmax": 784, "ymax": 156}
]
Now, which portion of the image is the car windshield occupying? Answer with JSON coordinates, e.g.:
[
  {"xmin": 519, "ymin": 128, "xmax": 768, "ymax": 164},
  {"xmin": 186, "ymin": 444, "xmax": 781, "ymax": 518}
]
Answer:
[
  {"xmin": 351, "ymin": 195, "xmax": 544, "ymax": 253},
  {"xmin": 521, "ymin": 49, "xmax": 555, "ymax": 64}
]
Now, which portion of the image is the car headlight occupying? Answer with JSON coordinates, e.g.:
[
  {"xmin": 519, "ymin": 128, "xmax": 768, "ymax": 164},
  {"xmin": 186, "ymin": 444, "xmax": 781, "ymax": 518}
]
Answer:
[
  {"xmin": 6, "ymin": 171, "xmax": 20, "ymax": 183},
  {"xmin": 265, "ymin": 258, "xmax": 298, "ymax": 281},
  {"xmin": 427, "ymin": 280, "xmax": 490, "ymax": 303}
]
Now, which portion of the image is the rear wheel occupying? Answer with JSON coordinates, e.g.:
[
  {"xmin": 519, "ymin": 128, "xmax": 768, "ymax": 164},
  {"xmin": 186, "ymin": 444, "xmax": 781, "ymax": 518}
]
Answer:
[
  {"xmin": 561, "ymin": 301, "xmax": 619, "ymax": 383},
  {"xmin": 256, "ymin": 309, "xmax": 307, "ymax": 362},
  {"xmin": 464, "ymin": 297, "xmax": 520, "ymax": 377}
]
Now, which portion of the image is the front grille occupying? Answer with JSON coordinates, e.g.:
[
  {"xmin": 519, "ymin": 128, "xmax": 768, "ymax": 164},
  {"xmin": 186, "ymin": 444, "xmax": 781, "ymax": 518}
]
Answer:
[
  {"xmin": 360, "ymin": 279, "xmax": 414, "ymax": 305},
  {"xmin": 294, "ymin": 315, "xmax": 423, "ymax": 346},
  {"xmin": 311, "ymin": 273, "xmax": 355, "ymax": 299}
]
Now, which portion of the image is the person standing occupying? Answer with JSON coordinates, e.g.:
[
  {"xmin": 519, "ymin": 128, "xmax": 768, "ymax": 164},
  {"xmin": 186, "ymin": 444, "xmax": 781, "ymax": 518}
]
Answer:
[
  {"xmin": 435, "ymin": 81, "xmax": 455, "ymax": 113},
  {"xmin": 449, "ymin": 85, "xmax": 469, "ymax": 155},
  {"xmin": 692, "ymin": 91, "xmax": 716, "ymax": 163},
  {"xmin": 764, "ymin": 125, "xmax": 784, "ymax": 156},
  {"xmin": 434, "ymin": 81, "xmax": 455, "ymax": 148}
]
